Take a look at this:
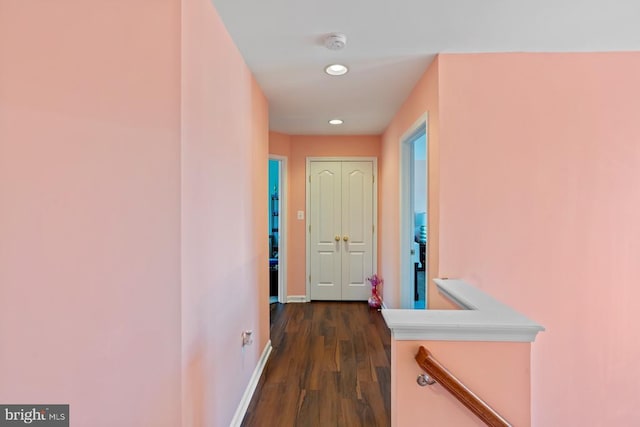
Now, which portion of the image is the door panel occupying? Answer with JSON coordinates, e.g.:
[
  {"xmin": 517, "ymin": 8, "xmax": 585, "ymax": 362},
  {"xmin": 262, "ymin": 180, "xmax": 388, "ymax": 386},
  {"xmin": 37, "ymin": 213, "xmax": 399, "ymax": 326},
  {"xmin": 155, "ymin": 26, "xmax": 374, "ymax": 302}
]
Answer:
[
  {"xmin": 310, "ymin": 162, "xmax": 342, "ymax": 300},
  {"xmin": 341, "ymin": 162, "xmax": 373, "ymax": 300},
  {"xmin": 347, "ymin": 252, "xmax": 365, "ymax": 283}
]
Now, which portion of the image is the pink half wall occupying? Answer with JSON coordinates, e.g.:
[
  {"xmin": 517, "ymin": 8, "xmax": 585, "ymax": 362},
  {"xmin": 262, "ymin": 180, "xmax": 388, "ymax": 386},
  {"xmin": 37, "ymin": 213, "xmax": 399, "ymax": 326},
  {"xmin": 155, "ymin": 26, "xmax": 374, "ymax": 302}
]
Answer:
[
  {"xmin": 393, "ymin": 340, "xmax": 531, "ymax": 426},
  {"xmin": 437, "ymin": 53, "xmax": 640, "ymax": 426}
]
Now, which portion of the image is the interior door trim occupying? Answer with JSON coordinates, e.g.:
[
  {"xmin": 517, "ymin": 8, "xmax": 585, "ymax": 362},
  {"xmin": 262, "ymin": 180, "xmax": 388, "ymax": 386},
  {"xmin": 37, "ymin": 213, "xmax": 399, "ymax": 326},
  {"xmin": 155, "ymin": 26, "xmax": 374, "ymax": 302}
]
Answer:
[{"xmin": 305, "ymin": 157, "xmax": 378, "ymax": 301}]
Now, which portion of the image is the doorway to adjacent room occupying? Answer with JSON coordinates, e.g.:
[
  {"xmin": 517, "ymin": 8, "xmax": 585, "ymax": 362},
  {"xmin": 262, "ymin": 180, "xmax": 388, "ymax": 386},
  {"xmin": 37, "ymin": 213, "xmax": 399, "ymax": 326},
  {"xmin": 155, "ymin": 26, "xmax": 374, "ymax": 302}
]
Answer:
[
  {"xmin": 400, "ymin": 115, "xmax": 428, "ymax": 309},
  {"xmin": 268, "ymin": 156, "xmax": 287, "ymax": 304}
]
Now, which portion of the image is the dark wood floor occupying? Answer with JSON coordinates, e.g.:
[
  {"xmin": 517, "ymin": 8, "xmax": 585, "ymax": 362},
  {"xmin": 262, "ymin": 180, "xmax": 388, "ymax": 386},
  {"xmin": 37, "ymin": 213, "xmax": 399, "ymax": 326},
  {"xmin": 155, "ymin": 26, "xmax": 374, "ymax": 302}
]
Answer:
[{"xmin": 242, "ymin": 302, "xmax": 391, "ymax": 427}]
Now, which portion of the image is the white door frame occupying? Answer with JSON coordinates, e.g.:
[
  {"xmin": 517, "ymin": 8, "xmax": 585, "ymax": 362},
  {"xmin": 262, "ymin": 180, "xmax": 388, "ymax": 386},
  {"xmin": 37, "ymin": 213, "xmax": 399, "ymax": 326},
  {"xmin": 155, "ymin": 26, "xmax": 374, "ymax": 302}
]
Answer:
[
  {"xmin": 399, "ymin": 113, "xmax": 428, "ymax": 309},
  {"xmin": 269, "ymin": 154, "xmax": 288, "ymax": 304},
  {"xmin": 305, "ymin": 157, "xmax": 378, "ymax": 301}
]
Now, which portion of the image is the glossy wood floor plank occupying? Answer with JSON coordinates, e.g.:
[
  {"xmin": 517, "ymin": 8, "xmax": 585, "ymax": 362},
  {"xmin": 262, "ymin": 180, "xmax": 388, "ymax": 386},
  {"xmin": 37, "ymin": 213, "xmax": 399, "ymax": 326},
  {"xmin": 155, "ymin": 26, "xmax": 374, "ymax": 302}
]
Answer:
[{"xmin": 242, "ymin": 302, "xmax": 391, "ymax": 427}]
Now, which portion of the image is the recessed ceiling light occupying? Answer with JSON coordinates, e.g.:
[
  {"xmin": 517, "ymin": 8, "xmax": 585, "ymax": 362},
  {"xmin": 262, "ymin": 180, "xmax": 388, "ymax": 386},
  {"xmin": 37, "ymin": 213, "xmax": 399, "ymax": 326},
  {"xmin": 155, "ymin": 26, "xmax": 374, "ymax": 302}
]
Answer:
[
  {"xmin": 328, "ymin": 119, "xmax": 344, "ymax": 125},
  {"xmin": 325, "ymin": 64, "xmax": 349, "ymax": 76}
]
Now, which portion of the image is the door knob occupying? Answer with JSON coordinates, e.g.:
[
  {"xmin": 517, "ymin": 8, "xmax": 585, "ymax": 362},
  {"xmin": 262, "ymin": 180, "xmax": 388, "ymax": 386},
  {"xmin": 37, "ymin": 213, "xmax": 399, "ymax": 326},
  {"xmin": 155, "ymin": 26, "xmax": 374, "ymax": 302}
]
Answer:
[
  {"xmin": 335, "ymin": 235, "xmax": 341, "ymax": 241},
  {"xmin": 343, "ymin": 235, "xmax": 349, "ymax": 242}
]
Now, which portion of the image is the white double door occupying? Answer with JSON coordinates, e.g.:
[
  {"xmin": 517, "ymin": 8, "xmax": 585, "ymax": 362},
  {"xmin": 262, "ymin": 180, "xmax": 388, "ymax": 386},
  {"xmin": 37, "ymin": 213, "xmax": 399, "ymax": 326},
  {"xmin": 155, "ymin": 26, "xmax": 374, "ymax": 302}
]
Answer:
[{"xmin": 308, "ymin": 160, "xmax": 375, "ymax": 301}]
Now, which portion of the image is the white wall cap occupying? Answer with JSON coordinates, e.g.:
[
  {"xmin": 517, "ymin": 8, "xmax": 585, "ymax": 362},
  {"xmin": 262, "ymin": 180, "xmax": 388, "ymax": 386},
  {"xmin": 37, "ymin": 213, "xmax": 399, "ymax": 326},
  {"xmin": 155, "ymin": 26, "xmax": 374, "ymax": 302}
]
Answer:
[{"xmin": 382, "ymin": 279, "xmax": 545, "ymax": 342}]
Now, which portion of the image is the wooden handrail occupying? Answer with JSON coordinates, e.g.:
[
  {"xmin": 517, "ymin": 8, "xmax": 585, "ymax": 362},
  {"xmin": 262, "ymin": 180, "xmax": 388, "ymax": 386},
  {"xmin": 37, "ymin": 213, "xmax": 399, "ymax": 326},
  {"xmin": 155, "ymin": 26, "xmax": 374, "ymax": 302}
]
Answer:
[{"xmin": 415, "ymin": 346, "xmax": 511, "ymax": 427}]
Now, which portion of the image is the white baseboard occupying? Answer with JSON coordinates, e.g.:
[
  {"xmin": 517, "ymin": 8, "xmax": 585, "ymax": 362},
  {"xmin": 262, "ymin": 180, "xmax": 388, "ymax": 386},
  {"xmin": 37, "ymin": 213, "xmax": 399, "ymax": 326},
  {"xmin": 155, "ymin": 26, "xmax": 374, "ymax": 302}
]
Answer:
[
  {"xmin": 286, "ymin": 295, "xmax": 308, "ymax": 303},
  {"xmin": 229, "ymin": 340, "xmax": 272, "ymax": 427}
]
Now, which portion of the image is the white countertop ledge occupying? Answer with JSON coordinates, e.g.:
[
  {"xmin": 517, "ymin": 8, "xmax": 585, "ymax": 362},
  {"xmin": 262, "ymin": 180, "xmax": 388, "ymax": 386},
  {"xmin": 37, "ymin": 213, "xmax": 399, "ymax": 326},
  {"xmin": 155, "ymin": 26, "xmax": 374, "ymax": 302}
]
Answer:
[{"xmin": 381, "ymin": 279, "xmax": 545, "ymax": 342}]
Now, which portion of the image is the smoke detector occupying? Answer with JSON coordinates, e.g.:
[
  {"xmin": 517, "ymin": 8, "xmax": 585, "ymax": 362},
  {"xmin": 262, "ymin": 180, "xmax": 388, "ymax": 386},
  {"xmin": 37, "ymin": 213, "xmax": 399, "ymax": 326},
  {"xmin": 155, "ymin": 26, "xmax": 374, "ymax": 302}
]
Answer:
[{"xmin": 324, "ymin": 33, "xmax": 347, "ymax": 50}]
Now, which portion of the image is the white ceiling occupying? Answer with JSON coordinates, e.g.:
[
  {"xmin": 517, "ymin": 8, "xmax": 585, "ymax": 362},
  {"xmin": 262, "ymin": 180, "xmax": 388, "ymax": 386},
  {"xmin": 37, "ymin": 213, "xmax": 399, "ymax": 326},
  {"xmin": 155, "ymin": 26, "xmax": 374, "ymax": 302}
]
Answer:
[{"xmin": 210, "ymin": 0, "xmax": 640, "ymax": 135}]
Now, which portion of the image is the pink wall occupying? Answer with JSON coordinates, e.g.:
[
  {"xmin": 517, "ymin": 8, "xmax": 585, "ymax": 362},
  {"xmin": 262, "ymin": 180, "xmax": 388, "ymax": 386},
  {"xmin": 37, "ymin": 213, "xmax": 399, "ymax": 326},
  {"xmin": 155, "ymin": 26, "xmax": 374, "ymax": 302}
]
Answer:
[
  {"xmin": 380, "ymin": 57, "xmax": 444, "ymax": 308},
  {"xmin": 0, "ymin": 1, "xmax": 182, "ymax": 426},
  {"xmin": 0, "ymin": 1, "xmax": 269, "ymax": 425},
  {"xmin": 269, "ymin": 131, "xmax": 292, "ymax": 157},
  {"xmin": 181, "ymin": 0, "xmax": 269, "ymax": 425},
  {"xmin": 393, "ymin": 340, "xmax": 531, "ymax": 426},
  {"xmin": 269, "ymin": 134, "xmax": 381, "ymax": 298},
  {"xmin": 437, "ymin": 53, "xmax": 640, "ymax": 426}
]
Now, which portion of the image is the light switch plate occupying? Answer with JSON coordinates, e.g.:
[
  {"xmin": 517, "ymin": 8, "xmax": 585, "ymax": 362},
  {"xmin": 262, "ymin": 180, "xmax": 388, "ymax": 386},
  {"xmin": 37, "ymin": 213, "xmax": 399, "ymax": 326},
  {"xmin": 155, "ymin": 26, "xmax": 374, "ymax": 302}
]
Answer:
[{"xmin": 297, "ymin": 210, "xmax": 304, "ymax": 220}]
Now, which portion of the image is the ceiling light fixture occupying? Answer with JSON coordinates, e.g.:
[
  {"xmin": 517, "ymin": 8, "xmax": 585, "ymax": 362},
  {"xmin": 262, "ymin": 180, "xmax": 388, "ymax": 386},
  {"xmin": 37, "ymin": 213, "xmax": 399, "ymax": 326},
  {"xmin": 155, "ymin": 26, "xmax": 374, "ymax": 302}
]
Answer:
[
  {"xmin": 328, "ymin": 119, "xmax": 344, "ymax": 125},
  {"xmin": 325, "ymin": 64, "xmax": 349, "ymax": 76}
]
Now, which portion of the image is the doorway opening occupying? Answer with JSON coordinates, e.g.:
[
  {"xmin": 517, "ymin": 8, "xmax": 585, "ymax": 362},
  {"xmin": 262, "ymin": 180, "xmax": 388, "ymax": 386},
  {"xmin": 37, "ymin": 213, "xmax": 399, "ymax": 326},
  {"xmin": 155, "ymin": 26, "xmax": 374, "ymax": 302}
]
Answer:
[
  {"xmin": 268, "ymin": 156, "xmax": 287, "ymax": 304},
  {"xmin": 400, "ymin": 115, "xmax": 428, "ymax": 309}
]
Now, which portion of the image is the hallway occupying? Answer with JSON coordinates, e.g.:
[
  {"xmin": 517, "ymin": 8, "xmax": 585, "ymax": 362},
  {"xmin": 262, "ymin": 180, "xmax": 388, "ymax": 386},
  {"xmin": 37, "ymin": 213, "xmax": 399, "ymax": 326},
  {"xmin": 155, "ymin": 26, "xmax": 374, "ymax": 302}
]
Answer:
[{"xmin": 242, "ymin": 302, "xmax": 391, "ymax": 426}]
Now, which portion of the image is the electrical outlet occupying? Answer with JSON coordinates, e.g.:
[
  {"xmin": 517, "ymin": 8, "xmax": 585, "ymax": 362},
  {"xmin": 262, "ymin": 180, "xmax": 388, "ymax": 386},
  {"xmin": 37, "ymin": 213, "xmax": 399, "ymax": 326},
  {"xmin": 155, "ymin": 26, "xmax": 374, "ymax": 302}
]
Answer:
[{"xmin": 241, "ymin": 330, "xmax": 253, "ymax": 347}]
